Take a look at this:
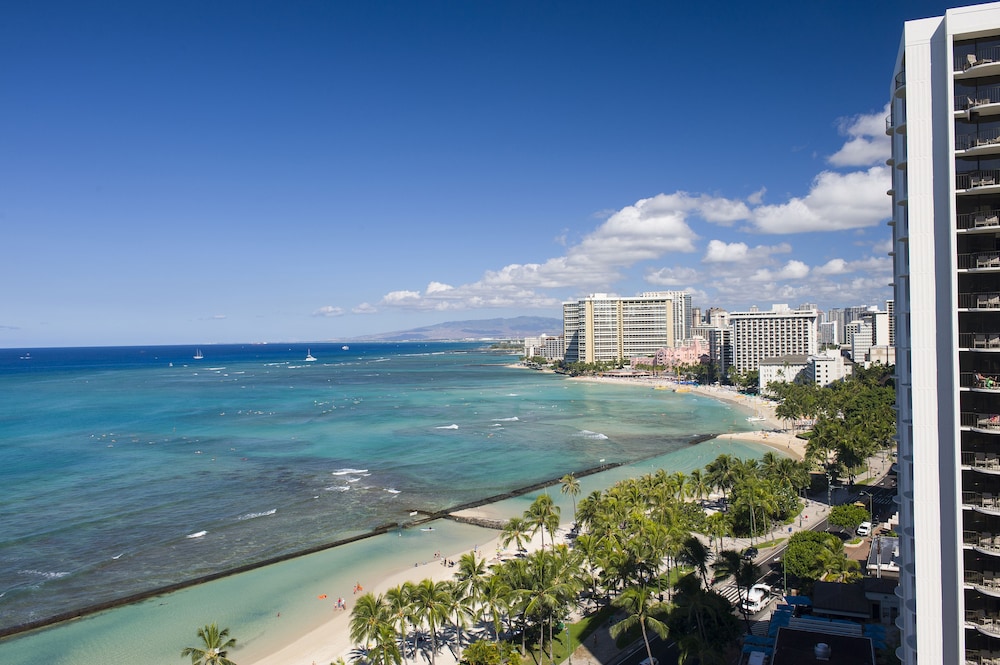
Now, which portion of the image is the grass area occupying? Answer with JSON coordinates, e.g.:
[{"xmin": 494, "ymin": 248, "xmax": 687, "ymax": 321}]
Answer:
[
  {"xmin": 755, "ymin": 536, "xmax": 787, "ymax": 550},
  {"xmin": 524, "ymin": 605, "xmax": 614, "ymax": 665}
]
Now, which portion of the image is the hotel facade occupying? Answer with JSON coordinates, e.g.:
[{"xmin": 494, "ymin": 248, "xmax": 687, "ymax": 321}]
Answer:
[
  {"xmin": 562, "ymin": 293, "xmax": 674, "ymax": 363},
  {"xmin": 890, "ymin": 4, "xmax": 1000, "ymax": 663},
  {"xmin": 728, "ymin": 304, "xmax": 819, "ymax": 374}
]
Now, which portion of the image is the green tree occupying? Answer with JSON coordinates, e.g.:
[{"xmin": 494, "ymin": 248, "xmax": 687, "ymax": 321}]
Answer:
[
  {"xmin": 560, "ymin": 474, "xmax": 581, "ymax": 524},
  {"xmin": 829, "ymin": 504, "xmax": 870, "ymax": 532},
  {"xmin": 609, "ymin": 584, "xmax": 669, "ymax": 665},
  {"xmin": 180, "ymin": 624, "xmax": 238, "ymax": 665},
  {"xmin": 501, "ymin": 516, "xmax": 530, "ymax": 553},
  {"xmin": 411, "ymin": 579, "xmax": 452, "ymax": 665},
  {"xmin": 525, "ymin": 493, "xmax": 561, "ymax": 550}
]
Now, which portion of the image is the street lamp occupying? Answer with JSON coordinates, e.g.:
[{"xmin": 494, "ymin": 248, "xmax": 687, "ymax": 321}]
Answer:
[{"xmin": 860, "ymin": 490, "xmax": 874, "ymax": 519}]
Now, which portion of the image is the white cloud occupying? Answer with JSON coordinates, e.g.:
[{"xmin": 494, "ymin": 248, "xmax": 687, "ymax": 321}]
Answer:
[
  {"xmin": 313, "ymin": 305, "xmax": 344, "ymax": 317},
  {"xmin": 703, "ymin": 240, "xmax": 792, "ymax": 264},
  {"xmin": 352, "ymin": 303, "xmax": 377, "ymax": 314},
  {"xmin": 749, "ymin": 166, "xmax": 891, "ymax": 234},
  {"xmin": 373, "ymin": 106, "xmax": 896, "ymax": 314},
  {"xmin": 645, "ymin": 265, "xmax": 699, "ymax": 286},
  {"xmin": 828, "ymin": 105, "xmax": 891, "ymax": 167}
]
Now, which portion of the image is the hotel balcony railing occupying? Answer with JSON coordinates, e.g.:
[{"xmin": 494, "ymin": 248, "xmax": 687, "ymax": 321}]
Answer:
[
  {"xmin": 962, "ymin": 372, "xmax": 1000, "ymax": 391},
  {"xmin": 959, "ymin": 208, "xmax": 1000, "ymax": 231},
  {"xmin": 965, "ymin": 648, "xmax": 1000, "ymax": 665},
  {"xmin": 959, "ymin": 333, "xmax": 1000, "ymax": 349},
  {"xmin": 963, "ymin": 48, "xmax": 1000, "ymax": 71},
  {"xmin": 963, "ymin": 413, "xmax": 1000, "ymax": 431},
  {"xmin": 960, "ymin": 252, "xmax": 1000, "ymax": 270},
  {"xmin": 967, "ymin": 608, "xmax": 1000, "ymax": 637},
  {"xmin": 966, "ymin": 570, "xmax": 1000, "ymax": 596},
  {"xmin": 965, "ymin": 491, "xmax": 1000, "ymax": 511},
  {"xmin": 958, "ymin": 128, "xmax": 1000, "ymax": 150},
  {"xmin": 958, "ymin": 171, "xmax": 1000, "ymax": 190},
  {"xmin": 960, "ymin": 293, "xmax": 1000, "ymax": 309},
  {"xmin": 895, "ymin": 70, "xmax": 906, "ymax": 89},
  {"xmin": 964, "ymin": 529, "xmax": 1000, "ymax": 553},
  {"xmin": 965, "ymin": 610, "xmax": 1000, "ymax": 636},
  {"xmin": 955, "ymin": 85, "xmax": 1000, "ymax": 111}
]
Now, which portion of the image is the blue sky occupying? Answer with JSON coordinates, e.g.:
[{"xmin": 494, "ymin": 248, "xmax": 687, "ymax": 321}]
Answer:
[{"xmin": 0, "ymin": 1, "xmax": 963, "ymax": 347}]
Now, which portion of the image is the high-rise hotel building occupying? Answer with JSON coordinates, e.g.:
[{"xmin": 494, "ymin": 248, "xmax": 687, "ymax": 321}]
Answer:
[
  {"xmin": 890, "ymin": 4, "xmax": 1000, "ymax": 663},
  {"xmin": 728, "ymin": 304, "xmax": 818, "ymax": 374},
  {"xmin": 562, "ymin": 293, "xmax": 674, "ymax": 363}
]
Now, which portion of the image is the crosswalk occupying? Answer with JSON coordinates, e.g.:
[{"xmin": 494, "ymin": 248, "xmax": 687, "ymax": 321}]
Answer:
[{"xmin": 716, "ymin": 582, "xmax": 743, "ymax": 605}]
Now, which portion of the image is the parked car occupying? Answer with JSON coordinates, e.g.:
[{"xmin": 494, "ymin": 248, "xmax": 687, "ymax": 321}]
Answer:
[
  {"xmin": 741, "ymin": 583, "xmax": 773, "ymax": 613},
  {"xmin": 742, "ymin": 546, "xmax": 759, "ymax": 560},
  {"xmin": 857, "ymin": 521, "xmax": 873, "ymax": 536}
]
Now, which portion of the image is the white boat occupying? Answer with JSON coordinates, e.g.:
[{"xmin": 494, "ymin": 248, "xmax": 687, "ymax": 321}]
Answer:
[
  {"xmin": 342, "ymin": 345, "xmax": 349, "ymax": 351},
  {"xmin": 746, "ymin": 416, "xmax": 766, "ymax": 422},
  {"xmin": 193, "ymin": 349, "xmax": 204, "ymax": 360},
  {"xmin": 305, "ymin": 349, "xmax": 317, "ymax": 362}
]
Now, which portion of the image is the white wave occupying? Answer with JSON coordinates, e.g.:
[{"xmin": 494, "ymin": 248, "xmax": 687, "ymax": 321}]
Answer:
[
  {"xmin": 347, "ymin": 477, "xmax": 362, "ymax": 482},
  {"xmin": 494, "ymin": 417, "xmax": 519, "ymax": 422},
  {"xmin": 238, "ymin": 509, "xmax": 277, "ymax": 521},
  {"xmin": 507, "ymin": 393, "xmax": 519, "ymax": 397},
  {"xmin": 20, "ymin": 569, "xmax": 69, "ymax": 580},
  {"xmin": 577, "ymin": 430, "xmax": 609, "ymax": 440},
  {"xmin": 490, "ymin": 423, "xmax": 503, "ymax": 427},
  {"xmin": 436, "ymin": 424, "xmax": 459, "ymax": 429},
  {"xmin": 385, "ymin": 488, "xmax": 401, "ymax": 494},
  {"xmin": 325, "ymin": 485, "xmax": 350, "ymax": 492},
  {"xmin": 186, "ymin": 531, "xmax": 207, "ymax": 539},
  {"xmin": 207, "ymin": 367, "xmax": 226, "ymax": 371},
  {"xmin": 332, "ymin": 468, "xmax": 368, "ymax": 476}
]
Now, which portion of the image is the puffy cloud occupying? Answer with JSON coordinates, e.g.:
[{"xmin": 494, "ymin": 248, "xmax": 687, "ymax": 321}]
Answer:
[
  {"xmin": 828, "ymin": 105, "xmax": 891, "ymax": 167},
  {"xmin": 749, "ymin": 166, "xmax": 891, "ymax": 233},
  {"xmin": 352, "ymin": 303, "xmax": 377, "ymax": 314},
  {"xmin": 814, "ymin": 258, "xmax": 849, "ymax": 275},
  {"xmin": 645, "ymin": 265, "xmax": 699, "ymax": 286},
  {"xmin": 703, "ymin": 240, "xmax": 792, "ymax": 264},
  {"xmin": 313, "ymin": 305, "xmax": 344, "ymax": 317}
]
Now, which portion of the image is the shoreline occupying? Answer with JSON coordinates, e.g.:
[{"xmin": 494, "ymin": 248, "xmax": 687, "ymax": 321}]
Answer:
[{"xmin": 243, "ymin": 376, "xmax": 806, "ymax": 665}]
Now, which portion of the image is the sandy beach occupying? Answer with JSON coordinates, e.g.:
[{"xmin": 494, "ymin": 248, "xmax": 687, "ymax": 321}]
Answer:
[
  {"xmin": 247, "ymin": 375, "xmax": 804, "ymax": 665},
  {"xmin": 568, "ymin": 374, "xmax": 808, "ymax": 461},
  {"xmin": 248, "ymin": 525, "xmax": 549, "ymax": 665}
]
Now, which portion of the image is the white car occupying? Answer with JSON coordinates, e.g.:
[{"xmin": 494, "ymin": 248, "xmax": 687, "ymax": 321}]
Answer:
[
  {"xmin": 857, "ymin": 521, "xmax": 873, "ymax": 536},
  {"xmin": 741, "ymin": 583, "xmax": 772, "ymax": 613}
]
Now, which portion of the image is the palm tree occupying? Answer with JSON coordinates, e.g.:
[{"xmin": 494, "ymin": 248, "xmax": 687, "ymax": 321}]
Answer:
[
  {"xmin": 525, "ymin": 493, "xmax": 560, "ymax": 550},
  {"xmin": 678, "ymin": 535, "xmax": 712, "ymax": 588},
  {"xmin": 411, "ymin": 578, "xmax": 451, "ymax": 665},
  {"xmin": 350, "ymin": 592, "xmax": 392, "ymax": 657},
  {"xmin": 501, "ymin": 516, "xmax": 530, "ymax": 553},
  {"xmin": 386, "ymin": 582, "xmax": 415, "ymax": 662},
  {"xmin": 560, "ymin": 473, "xmax": 581, "ymax": 524},
  {"xmin": 444, "ymin": 579, "xmax": 476, "ymax": 653},
  {"xmin": 687, "ymin": 469, "xmax": 711, "ymax": 504},
  {"xmin": 609, "ymin": 584, "xmax": 669, "ymax": 665},
  {"xmin": 478, "ymin": 573, "xmax": 512, "ymax": 645},
  {"xmin": 181, "ymin": 623, "xmax": 238, "ymax": 665}
]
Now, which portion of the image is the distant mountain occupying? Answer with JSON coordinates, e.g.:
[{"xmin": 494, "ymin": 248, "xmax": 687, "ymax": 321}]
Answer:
[{"xmin": 353, "ymin": 316, "xmax": 562, "ymax": 342}]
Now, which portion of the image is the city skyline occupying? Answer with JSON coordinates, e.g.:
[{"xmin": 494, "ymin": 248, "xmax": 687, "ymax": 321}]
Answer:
[{"xmin": 1, "ymin": 1, "xmax": 958, "ymax": 347}]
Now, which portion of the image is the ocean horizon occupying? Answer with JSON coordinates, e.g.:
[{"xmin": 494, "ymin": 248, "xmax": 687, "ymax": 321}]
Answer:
[{"xmin": 0, "ymin": 341, "xmax": 762, "ymax": 664}]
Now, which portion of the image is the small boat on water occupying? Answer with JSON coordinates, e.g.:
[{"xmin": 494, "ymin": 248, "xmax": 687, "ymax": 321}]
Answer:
[
  {"xmin": 305, "ymin": 349, "xmax": 317, "ymax": 362},
  {"xmin": 193, "ymin": 349, "xmax": 204, "ymax": 360},
  {"xmin": 746, "ymin": 416, "xmax": 766, "ymax": 422},
  {"xmin": 342, "ymin": 345, "xmax": 349, "ymax": 351}
]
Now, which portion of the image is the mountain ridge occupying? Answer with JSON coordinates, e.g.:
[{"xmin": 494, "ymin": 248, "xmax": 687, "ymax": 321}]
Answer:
[{"xmin": 350, "ymin": 316, "xmax": 561, "ymax": 342}]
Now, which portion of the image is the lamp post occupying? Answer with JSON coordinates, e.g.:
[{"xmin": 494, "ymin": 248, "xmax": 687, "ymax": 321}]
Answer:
[{"xmin": 861, "ymin": 490, "xmax": 874, "ymax": 519}]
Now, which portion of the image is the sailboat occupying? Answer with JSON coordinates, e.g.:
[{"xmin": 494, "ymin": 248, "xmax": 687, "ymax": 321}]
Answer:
[
  {"xmin": 305, "ymin": 349, "xmax": 317, "ymax": 362},
  {"xmin": 193, "ymin": 349, "xmax": 204, "ymax": 360}
]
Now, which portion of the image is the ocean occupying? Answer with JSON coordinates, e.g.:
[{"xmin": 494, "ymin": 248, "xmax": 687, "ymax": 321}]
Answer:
[{"xmin": 0, "ymin": 342, "xmax": 762, "ymax": 664}]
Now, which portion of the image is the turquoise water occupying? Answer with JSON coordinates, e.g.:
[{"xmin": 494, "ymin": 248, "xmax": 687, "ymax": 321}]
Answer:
[{"xmin": 0, "ymin": 342, "xmax": 762, "ymax": 663}]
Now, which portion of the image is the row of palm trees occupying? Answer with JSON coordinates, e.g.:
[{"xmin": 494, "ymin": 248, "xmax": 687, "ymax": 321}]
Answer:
[{"xmin": 347, "ymin": 455, "xmax": 791, "ymax": 665}]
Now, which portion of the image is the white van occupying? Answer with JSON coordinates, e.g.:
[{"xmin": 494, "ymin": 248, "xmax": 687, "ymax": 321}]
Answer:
[
  {"xmin": 741, "ymin": 583, "xmax": 772, "ymax": 613},
  {"xmin": 857, "ymin": 521, "xmax": 873, "ymax": 536}
]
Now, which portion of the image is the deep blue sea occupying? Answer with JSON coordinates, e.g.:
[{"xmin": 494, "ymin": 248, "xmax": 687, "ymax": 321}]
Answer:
[{"xmin": 0, "ymin": 342, "xmax": 759, "ymax": 664}]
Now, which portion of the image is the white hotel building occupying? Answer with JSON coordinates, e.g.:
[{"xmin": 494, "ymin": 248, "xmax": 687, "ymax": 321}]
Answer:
[
  {"xmin": 562, "ymin": 293, "xmax": 674, "ymax": 363},
  {"xmin": 728, "ymin": 304, "xmax": 818, "ymax": 374},
  {"xmin": 890, "ymin": 4, "xmax": 1000, "ymax": 663}
]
